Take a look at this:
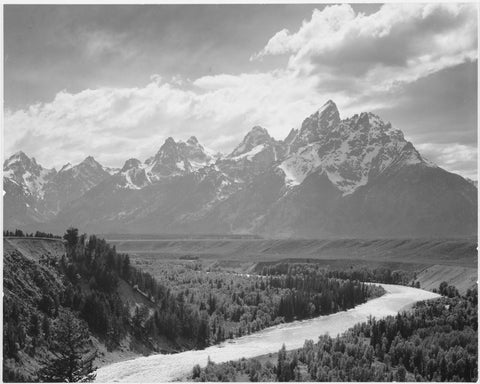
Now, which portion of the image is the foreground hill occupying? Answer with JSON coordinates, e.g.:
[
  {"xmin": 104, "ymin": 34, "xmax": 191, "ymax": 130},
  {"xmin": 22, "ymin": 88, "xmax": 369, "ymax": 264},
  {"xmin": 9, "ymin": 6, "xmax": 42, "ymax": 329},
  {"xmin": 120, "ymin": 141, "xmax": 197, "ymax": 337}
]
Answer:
[
  {"xmin": 3, "ymin": 236, "xmax": 179, "ymax": 381},
  {"xmin": 4, "ymin": 101, "xmax": 477, "ymax": 237}
]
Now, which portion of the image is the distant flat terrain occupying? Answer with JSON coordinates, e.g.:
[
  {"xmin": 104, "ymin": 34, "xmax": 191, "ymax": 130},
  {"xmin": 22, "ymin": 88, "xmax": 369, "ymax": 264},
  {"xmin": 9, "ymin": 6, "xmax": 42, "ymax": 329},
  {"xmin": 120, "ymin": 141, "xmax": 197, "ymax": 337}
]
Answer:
[
  {"xmin": 106, "ymin": 236, "xmax": 477, "ymax": 293},
  {"xmin": 105, "ymin": 237, "xmax": 476, "ymax": 267}
]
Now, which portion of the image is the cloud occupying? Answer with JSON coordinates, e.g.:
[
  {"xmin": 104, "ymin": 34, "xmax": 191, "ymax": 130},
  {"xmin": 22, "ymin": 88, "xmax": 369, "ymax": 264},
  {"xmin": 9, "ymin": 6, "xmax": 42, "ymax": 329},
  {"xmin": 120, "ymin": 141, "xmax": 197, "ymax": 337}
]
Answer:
[
  {"xmin": 75, "ymin": 29, "xmax": 137, "ymax": 61},
  {"xmin": 254, "ymin": 3, "xmax": 477, "ymax": 94},
  {"xmin": 82, "ymin": 30, "xmax": 124, "ymax": 57},
  {"xmin": 4, "ymin": 70, "xmax": 330, "ymax": 169},
  {"xmin": 4, "ymin": 4, "xmax": 477, "ymax": 181}
]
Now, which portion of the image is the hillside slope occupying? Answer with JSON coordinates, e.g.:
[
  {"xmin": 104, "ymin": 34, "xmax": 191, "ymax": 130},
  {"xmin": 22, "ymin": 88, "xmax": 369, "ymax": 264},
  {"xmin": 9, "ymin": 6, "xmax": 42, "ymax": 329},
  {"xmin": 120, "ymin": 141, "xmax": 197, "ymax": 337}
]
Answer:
[{"xmin": 2, "ymin": 237, "xmax": 178, "ymax": 381}]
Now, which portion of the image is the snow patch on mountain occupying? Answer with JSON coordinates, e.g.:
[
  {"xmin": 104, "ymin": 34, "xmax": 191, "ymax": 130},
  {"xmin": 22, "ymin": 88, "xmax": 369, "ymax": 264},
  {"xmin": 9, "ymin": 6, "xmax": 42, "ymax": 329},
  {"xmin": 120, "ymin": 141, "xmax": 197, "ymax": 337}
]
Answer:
[
  {"xmin": 3, "ymin": 151, "xmax": 56, "ymax": 199},
  {"xmin": 279, "ymin": 144, "xmax": 322, "ymax": 187},
  {"xmin": 22, "ymin": 169, "xmax": 53, "ymax": 199},
  {"xmin": 104, "ymin": 166, "xmax": 120, "ymax": 175},
  {"xmin": 230, "ymin": 144, "xmax": 266, "ymax": 161},
  {"xmin": 230, "ymin": 126, "xmax": 272, "ymax": 157},
  {"xmin": 60, "ymin": 163, "xmax": 73, "ymax": 172},
  {"xmin": 280, "ymin": 109, "xmax": 435, "ymax": 195}
]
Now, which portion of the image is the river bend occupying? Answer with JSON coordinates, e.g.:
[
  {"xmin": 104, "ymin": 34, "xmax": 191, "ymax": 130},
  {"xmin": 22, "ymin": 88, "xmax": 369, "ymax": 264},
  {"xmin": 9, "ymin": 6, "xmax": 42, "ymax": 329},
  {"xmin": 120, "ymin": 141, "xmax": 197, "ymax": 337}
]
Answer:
[{"xmin": 95, "ymin": 284, "xmax": 440, "ymax": 382}]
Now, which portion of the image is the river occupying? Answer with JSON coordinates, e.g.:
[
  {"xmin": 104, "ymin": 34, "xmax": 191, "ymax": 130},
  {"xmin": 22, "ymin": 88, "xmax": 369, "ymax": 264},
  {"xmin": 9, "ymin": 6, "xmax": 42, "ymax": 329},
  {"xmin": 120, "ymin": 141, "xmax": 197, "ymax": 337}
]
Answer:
[{"xmin": 95, "ymin": 284, "xmax": 440, "ymax": 382}]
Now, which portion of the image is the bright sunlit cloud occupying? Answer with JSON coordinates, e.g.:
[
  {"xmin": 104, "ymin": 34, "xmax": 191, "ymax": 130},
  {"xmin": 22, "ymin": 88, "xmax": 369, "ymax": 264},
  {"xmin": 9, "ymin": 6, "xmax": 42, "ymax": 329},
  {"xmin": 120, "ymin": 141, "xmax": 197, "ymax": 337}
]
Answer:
[{"xmin": 4, "ymin": 3, "xmax": 477, "ymax": 179}]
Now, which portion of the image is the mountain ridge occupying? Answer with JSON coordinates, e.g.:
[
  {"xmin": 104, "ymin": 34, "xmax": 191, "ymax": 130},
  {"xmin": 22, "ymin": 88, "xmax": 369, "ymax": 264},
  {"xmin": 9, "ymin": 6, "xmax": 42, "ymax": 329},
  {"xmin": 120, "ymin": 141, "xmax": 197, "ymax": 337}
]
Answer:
[{"xmin": 4, "ymin": 100, "xmax": 477, "ymax": 237}]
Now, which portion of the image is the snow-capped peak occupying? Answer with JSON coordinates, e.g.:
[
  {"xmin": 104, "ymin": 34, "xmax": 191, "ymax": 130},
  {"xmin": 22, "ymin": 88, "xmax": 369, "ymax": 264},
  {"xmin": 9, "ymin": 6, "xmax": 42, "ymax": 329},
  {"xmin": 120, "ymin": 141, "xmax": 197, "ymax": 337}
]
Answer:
[
  {"xmin": 121, "ymin": 158, "xmax": 142, "ymax": 172},
  {"xmin": 103, "ymin": 166, "xmax": 120, "ymax": 176},
  {"xmin": 279, "ymin": 103, "xmax": 436, "ymax": 195},
  {"xmin": 3, "ymin": 151, "xmax": 56, "ymax": 198},
  {"xmin": 317, "ymin": 99, "xmax": 339, "ymax": 117},
  {"xmin": 229, "ymin": 126, "xmax": 273, "ymax": 158},
  {"xmin": 118, "ymin": 159, "xmax": 150, "ymax": 190},
  {"xmin": 4, "ymin": 150, "xmax": 38, "ymax": 170},
  {"xmin": 288, "ymin": 100, "xmax": 341, "ymax": 153},
  {"xmin": 187, "ymin": 136, "xmax": 199, "ymax": 145},
  {"xmin": 79, "ymin": 156, "xmax": 103, "ymax": 169},
  {"xmin": 143, "ymin": 136, "xmax": 216, "ymax": 180}
]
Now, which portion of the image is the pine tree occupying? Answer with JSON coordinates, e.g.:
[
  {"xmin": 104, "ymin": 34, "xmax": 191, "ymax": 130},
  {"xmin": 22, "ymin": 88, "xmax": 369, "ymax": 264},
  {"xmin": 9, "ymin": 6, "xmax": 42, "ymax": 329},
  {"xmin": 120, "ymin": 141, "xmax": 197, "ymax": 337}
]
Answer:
[
  {"xmin": 63, "ymin": 227, "xmax": 79, "ymax": 248},
  {"xmin": 38, "ymin": 311, "xmax": 97, "ymax": 382}
]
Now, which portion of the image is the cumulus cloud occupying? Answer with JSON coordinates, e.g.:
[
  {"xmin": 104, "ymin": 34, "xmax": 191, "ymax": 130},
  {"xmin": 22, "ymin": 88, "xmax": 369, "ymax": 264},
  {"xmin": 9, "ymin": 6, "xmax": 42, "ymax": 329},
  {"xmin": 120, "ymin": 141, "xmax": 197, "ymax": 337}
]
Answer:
[
  {"xmin": 4, "ymin": 70, "xmax": 331, "ymax": 169},
  {"xmin": 254, "ymin": 3, "xmax": 477, "ymax": 93},
  {"xmin": 4, "ymin": 4, "xmax": 477, "ymax": 181}
]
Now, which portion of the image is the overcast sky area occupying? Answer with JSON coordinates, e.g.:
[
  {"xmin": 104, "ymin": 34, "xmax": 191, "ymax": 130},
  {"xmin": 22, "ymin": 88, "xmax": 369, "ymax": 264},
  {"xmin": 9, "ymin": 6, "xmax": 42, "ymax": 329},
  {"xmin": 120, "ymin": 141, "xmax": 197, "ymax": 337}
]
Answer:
[{"xmin": 4, "ymin": 3, "xmax": 478, "ymax": 179}]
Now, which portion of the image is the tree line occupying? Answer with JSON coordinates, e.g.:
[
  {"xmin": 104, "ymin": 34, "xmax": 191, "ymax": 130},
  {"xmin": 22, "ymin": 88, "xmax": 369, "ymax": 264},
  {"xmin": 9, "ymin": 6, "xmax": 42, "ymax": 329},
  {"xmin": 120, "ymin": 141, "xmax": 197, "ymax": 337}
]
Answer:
[
  {"xmin": 260, "ymin": 263, "xmax": 419, "ymax": 287},
  {"xmin": 3, "ymin": 229, "xmax": 61, "ymax": 239}
]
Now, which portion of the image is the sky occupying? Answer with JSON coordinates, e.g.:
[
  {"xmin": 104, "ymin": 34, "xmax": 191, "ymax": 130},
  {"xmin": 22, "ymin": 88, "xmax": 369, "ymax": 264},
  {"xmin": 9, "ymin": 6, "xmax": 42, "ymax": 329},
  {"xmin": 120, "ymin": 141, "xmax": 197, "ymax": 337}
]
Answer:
[{"xmin": 3, "ymin": 3, "xmax": 478, "ymax": 180}]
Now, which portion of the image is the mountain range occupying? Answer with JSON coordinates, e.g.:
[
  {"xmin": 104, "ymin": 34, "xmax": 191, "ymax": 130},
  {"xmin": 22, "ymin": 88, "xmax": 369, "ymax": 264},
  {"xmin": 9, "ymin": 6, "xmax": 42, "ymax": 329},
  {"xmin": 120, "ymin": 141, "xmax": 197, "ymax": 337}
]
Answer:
[{"xmin": 3, "ymin": 100, "xmax": 477, "ymax": 237}]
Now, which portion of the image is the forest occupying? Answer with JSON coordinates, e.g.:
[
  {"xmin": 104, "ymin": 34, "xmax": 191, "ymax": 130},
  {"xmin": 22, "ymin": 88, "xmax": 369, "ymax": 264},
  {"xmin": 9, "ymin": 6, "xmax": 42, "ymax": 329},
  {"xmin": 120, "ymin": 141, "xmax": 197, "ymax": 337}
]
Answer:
[
  {"xmin": 4, "ymin": 228, "xmax": 384, "ymax": 382},
  {"xmin": 190, "ymin": 285, "xmax": 478, "ymax": 382}
]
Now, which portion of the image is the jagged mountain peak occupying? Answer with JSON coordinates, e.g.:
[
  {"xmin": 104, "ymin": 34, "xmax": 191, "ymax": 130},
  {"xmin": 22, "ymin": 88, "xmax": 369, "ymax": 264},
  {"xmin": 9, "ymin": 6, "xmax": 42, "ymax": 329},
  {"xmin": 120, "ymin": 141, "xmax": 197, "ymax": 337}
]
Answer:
[
  {"xmin": 288, "ymin": 100, "xmax": 341, "ymax": 153},
  {"xmin": 4, "ymin": 151, "xmax": 40, "ymax": 170},
  {"xmin": 121, "ymin": 158, "xmax": 142, "ymax": 172},
  {"xmin": 280, "ymin": 103, "xmax": 436, "ymax": 195},
  {"xmin": 81, "ymin": 155, "xmax": 97, "ymax": 163},
  {"xmin": 3, "ymin": 151, "xmax": 56, "ymax": 200},
  {"xmin": 249, "ymin": 125, "xmax": 270, "ymax": 135},
  {"xmin": 312, "ymin": 99, "xmax": 340, "ymax": 124},
  {"xmin": 5, "ymin": 150, "xmax": 28, "ymax": 163},
  {"xmin": 164, "ymin": 136, "xmax": 176, "ymax": 146},
  {"xmin": 245, "ymin": 126, "xmax": 271, "ymax": 143},
  {"xmin": 230, "ymin": 126, "xmax": 274, "ymax": 158},
  {"xmin": 316, "ymin": 99, "xmax": 339, "ymax": 117},
  {"xmin": 187, "ymin": 136, "xmax": 199, "ymax": 145},
  {"xmin": 54, "ymin": 156, "xmax": 106, "ymax": 177},
  {"xmin": 143, "ymin": 135, "xmax": 216, "ymax": 179},
  {"xmin": 77, "ymin": 156, "xmax": 104, "ymax": 170},
  {"xmin": 3, "ymin": 151, "xmax": 55, "ymax": 178},
  {"xmin": 151, "ymin": 137, "xmax": 180, "ymax": 163},
  {"xmin": 4, "ymin": 102, "xmax": 476, "ymax": 238}
]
